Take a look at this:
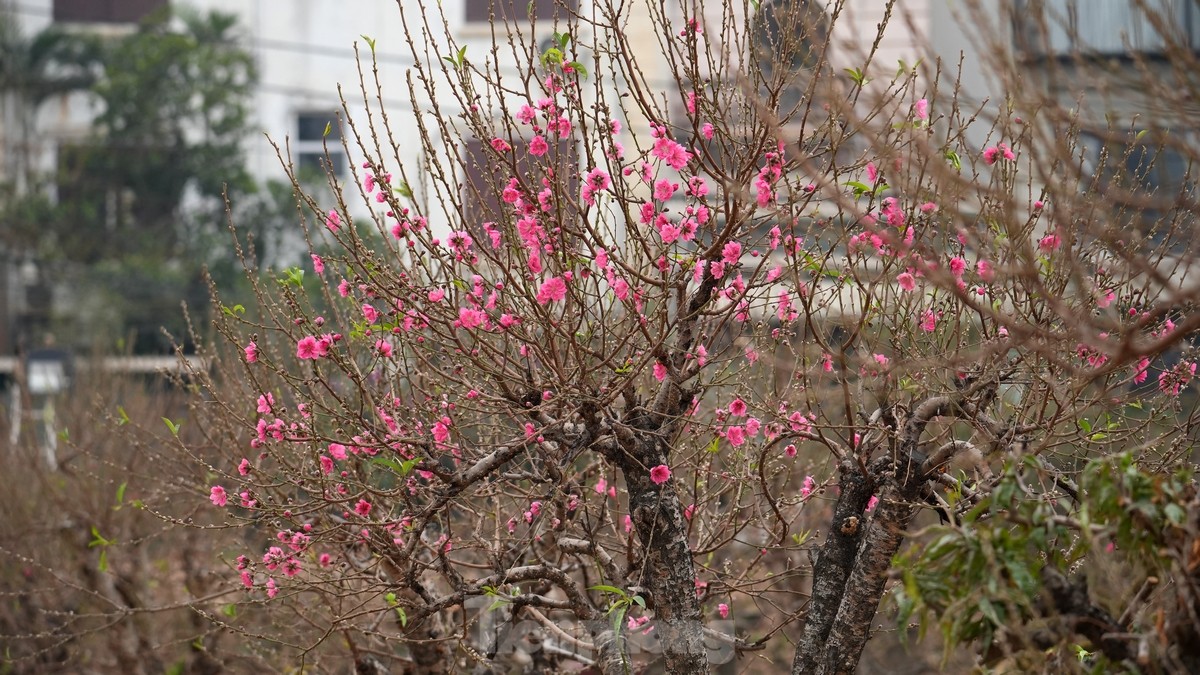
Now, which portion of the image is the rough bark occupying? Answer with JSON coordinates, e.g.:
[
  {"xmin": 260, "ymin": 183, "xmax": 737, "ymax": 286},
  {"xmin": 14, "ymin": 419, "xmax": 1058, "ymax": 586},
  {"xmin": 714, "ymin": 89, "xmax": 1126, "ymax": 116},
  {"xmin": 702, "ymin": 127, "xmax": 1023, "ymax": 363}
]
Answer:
[
  {"xmin": 791, "ymin": 460, "xmax": 874, "ymax": 675},
  {"xmin": 816, "ymin": 483, "xmax": 920, "ymax": 675},
  {"xmin": 624, "ymin": 457, "xmax": 706, "ymax": 674}
]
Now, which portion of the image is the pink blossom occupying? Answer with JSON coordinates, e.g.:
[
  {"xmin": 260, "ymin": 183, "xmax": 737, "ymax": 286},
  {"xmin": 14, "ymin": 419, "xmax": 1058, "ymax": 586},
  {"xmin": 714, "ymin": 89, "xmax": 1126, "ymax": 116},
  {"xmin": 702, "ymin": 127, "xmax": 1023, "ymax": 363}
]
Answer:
[
  {"xmin": 266, "ymin": 578, "xmax": 278, "ymax": 598},
  {"xmin": 296, "ymin": 336, "xmax": 322, "ymax": 360},
  {"xmin": 338, "ymin": 279, "xmax": 351, "ymax": 297},
  {"xmin": 897, "ymin": 272, "xmax": 916, "ymax": 292},
  {"xmin": 785, "ymin": 444, "xmax": 797, "ymax": 457},
  {"xmin": 914, "ymin": 98, "xmax": 929, "ymax": 120},
  {"xmin": 355, "ymin": 499, "xmax": 372, "ymax": 517},
  {"xmin": 800, "ymin": 475, "xmax": 816, "ymax": 499},
  {"xmin": 362, "ymin": 304, "xmax": 379, "ymax": 324},
  {"xmin": 238, "ymin": 458, "xmax": 251, "ymax": 475},
  {"xmin": 653, "ymin": 362, "xmax": 668, "ymax": 381},
  {"xmin": 921, "ymin": 310, "xmax": 937, "ymax": 332},
  {"xmin": 701, "ymin": 122, "xmax": 714, "ymax": 140},
  {"xmin": 1097, "ymin": 289, "xmax": 1116, "ymax": 309},
  {"xmin": 244, "ymin": 341, "xmax": 259, "ymax": 363},
  {"xmin": 490, "ymin": 137, "xmax": 511, "ymax": 152},
  {"xmin": 595, "ymin": 478, "xmax": 607, "ymax": 494},
  {"xmin": 375, "ymin": 340, "xmax": 393, "ymax": 357},
  {"xmin": 329, "ymin": 443, "xmax": 348, "ymax": 460},
  {"xmin": 866, "ymin": 495, "xmax": 879, "ymax": 511},
  {"xmin": 873, "ymin": 353, "xmax": 890, "ymax": 368},
  {"xmin": 257, "ymin": 393, "xmax": 274, "ymax": 414},
  {"xmin": 209, "ymin": 485, "xmax": 228, "ymax": 507},
  {"xmin": 651, "ymin": 136, "xmax": 692, "ymax": 170},
  {"xmin": 325, "ymin": 210, "xmax": 341, "ymax": 232},
  {"xmin": 319, "ymin": 455, "xmax": 334, "ymax": 474},
  {"xmin": 728, "ymin": 398, "xmax": 747, "ymax": 417},
  {"xmin": 745, "ymin": 417, "xmax": 761, "ymax": 437},
  {"xmin": 1038, "ymin": 233, "xmax": 1062, "ymax": 253},
  {"xmin": 649, "ymin": 464, "xmax": 672, "ymax": 485},
  {"xmin": 976, "ymin": 259, "xmax": 994, "ymax": 281},
  {"xmin": 432, "ymin": 416, "xmax": 451, "ymax": 443},
  {"xmin": 949, "ymin": 257, "xmax": 968, "ymax": 278},
  {"xmin": 718, "ymin": 603, "xmax": 730, "ymax": 619},
  {"xmin": 722, "ymin": 241, "xmax": 743, "ymax": 265},
  {"xmin": 866, "ymin": 162, "xmax": 879, "ymax": 183},
  {"xmin": 726, "ymin": 426, "xmax": 746, "ymax": 447},
  {"xmin": 528, "ymin": 135, "xmax": 549, "ymax": 157},
  {"xmin": 311, "ymin": 254, "xmax": 325, "ymax": 274},
  {"xmin": 536, "ymin": 276, "xmax": 568, "ymax": 304},
  {"xmin": 654, "ymin": 179, "xmax": 678, "ymax": 201},
  {"xmin": 1133, "ymin": 357, "xmax": 1151, "ymax": 385}
]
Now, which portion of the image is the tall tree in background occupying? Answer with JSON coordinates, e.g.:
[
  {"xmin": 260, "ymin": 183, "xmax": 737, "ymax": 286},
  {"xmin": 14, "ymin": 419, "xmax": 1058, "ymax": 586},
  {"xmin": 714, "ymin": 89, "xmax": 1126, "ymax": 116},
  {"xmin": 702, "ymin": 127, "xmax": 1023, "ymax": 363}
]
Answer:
[{"xmin": 1, "ymin": 8, "xmax": 256, "ymax": 352}]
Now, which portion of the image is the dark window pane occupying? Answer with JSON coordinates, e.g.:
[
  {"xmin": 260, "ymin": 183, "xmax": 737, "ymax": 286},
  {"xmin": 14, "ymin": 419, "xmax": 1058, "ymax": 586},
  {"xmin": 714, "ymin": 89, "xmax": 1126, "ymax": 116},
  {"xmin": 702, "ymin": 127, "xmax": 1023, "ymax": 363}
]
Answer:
[
  {"xmin": 465, "ymin": 0, "xmax": 578, "ymax": 23},
  {"xmin": 298, "ymin": 113, "xmax": 342, "ymax": 142},
  {"xmin": 53, "ymin": 0, "xmax": 168, "ymax": 24}
]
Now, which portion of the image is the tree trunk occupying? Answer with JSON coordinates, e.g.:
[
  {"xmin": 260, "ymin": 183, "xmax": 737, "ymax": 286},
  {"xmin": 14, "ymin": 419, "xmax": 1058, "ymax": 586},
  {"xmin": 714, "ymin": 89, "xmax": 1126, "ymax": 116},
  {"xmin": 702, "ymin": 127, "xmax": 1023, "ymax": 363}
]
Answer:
[
  {"xmin": 791, "ymin": 460, "xmax": 874, "ymax": 675},
  {"xmin": 624, "ymin": 460, "xmax": 706, "ymax": 674}
]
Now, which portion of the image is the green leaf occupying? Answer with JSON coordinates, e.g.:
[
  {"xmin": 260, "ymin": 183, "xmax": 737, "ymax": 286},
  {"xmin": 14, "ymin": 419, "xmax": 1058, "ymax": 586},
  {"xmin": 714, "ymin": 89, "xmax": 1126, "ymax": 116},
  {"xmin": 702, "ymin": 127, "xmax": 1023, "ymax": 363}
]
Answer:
[
  {"xmin": 323, "ymin": 121, "xmax": 332, "ymax": 137},
  {"xmin": 567, "ymin": 61, "xmax": 588, "ymax": 79},
  {"xmin": 631, "ymin": 595, "xmax": 645, "ymax": 608},
  {"xmin": 89, "ymin": 526, "xmax": 113, "ymax": 548},
  {"xmin": 395, "ymin": 606, "xmax": 408, "ymax": 627},
  {"xmin": 557, "ymin": 31, "xmax": 571, "ymax": 49},
  {"xmin": 706, "ymin": 437, "xmax": 720, "ymax": 454},
  {"xmin": 844, "ymin": 67, "xmax": 870, "ymax": 86},
  {"xmin": 588, "ymin": 584, "xmax": 627, "ymax": 598},
  {"xmin": 944, "ymin": 149, "xmax": 962, "ymax": 171},
  {"xmin": 116, "ymin": 405, "xmax": 130, "ymax": 426},
  {"xmin": 97, "ymin": 549, "xmax": 109, "ymax": 574},
  {"xmin": 360, "ymin": 34, "xmax": 376, "ymax": 54},
  {"xmin": 221, "ymin": 603, "xmax": 237, "ymax": 618},
  {"xmin": 162, "ymin": 417, "xmax": 180, "ymax": 437},
  {"xmin": 115, "ymin": 482, "xmax": 127, "ymax": 506},
  {"xmin": 395, "ymin": 181, "xmax": 413, "ymax": 198}
]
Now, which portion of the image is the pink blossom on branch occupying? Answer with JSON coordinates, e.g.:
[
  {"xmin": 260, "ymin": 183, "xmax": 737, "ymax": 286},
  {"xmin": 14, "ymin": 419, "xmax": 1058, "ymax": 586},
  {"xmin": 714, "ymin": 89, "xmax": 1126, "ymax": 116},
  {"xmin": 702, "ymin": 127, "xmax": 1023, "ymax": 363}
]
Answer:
[
  {"xmin": 650, "ymin": 464, "xmax": 672, "ymax": 485},
  {"xmin": 536, "ymin": 276, "xmax": 568, "ymax": 304}
]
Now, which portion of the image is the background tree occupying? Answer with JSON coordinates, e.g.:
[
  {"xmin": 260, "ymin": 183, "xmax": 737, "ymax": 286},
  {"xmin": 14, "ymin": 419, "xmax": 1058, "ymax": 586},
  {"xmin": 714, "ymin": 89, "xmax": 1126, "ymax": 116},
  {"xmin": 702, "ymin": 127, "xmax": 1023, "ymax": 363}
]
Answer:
[{"xmin": 0, "ymin": 7, "xmax": 257, "ymax": 352}]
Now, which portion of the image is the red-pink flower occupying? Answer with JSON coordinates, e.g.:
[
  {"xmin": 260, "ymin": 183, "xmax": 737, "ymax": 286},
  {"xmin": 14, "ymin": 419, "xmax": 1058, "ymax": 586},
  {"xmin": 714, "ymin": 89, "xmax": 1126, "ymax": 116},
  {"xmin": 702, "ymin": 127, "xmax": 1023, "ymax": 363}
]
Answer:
[
  {"xmin": 355, "ymin": 499, "xmax": 372, "ymax": 517},
  {"xmin": 728, "ymin": 398, "xmax": 747, "ymax": 416},
  {"xmin": 375, "ymin": 339, "xmax": 393, "ymax": 357},
  {"xmin": 897, "ymin": 272, "xmax": 916, "ymax": 292},
  {"xmin": 325, "ymin": 210, "xmax": 341, "ymax": 232},
  {"xmin": 296, "ymin": 336, "xmax": 321, "ymax": 360},
  {"xmin": 722, "ymin": 241, "xmax": 742, "ymax": 265},
  {"xmin": 536, "ymin": 276, "xmax": 568, "ymax": 304},
  {"xmin": 921, "ymin": 309, "xmax": 937, "ymax": 332},
  {"xmin": 649, "ymin": 464, "xmax": 671, "ymax": 485},
  {"xmin": 653, "ymin": 362, "xmax": 668, "ymax": 381},
  {"xmin": 311, "ymin": 254, "xmax": 325, "ymax": 274},
  {"xmin": 244, "ymin": 341, "xmax": 259, "ymax": 363},
  {"xmin": 866, "ymin": 495, "xmax": 879, "ymax": 511},
  {"xmin": 528, "ymin": 135, "xmax": 549, "ymax": 157},
  {"xmin": 726, "ymin": 425, "xmax": 746, "ymax": 447},
  {"xmin": 800, "ymin": 475, "xmax": 816, "ymax": 499},
  {"xmin": 718, "ymin": 603, "xmax": 730, "ymax": 619},
  {"xmin": 209, "ymin": 485, "xmax": 228, "ymax": 507},
  {"xmin": 1133, "ymin": 357, "xmax": 1151, "ymax": 385}
]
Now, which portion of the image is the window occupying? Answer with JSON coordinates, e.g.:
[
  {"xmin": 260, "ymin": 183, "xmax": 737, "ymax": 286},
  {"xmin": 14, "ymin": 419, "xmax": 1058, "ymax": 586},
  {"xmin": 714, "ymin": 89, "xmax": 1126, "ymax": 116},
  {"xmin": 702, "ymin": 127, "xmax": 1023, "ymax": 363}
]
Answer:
[
  {"xmin": 1013, "ymin": 0, "xmax": 1200, "ymax": 58},
  {"xmin": 53, "ymin": 0, "xmax": 167, "ymax": 24},
  {"xmin": 1079, "ymin": 129, "xmax": 1198, "ymax": 245},
  {"xmin": 464, "ymin": 0, "xmax": 578, "ymax": 24},
  {"xmin": 295, "ymin": 112, "xmax": 346, "ymax": 179}
]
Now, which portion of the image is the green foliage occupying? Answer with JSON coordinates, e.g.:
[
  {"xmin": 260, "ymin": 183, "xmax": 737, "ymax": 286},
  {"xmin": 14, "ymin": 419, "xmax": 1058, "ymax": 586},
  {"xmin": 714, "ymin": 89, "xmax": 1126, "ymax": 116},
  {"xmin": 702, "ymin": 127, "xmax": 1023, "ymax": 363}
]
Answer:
[{"xmin": 894, "ymin": 453, "xmax": 1196, "ymax": 666}]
